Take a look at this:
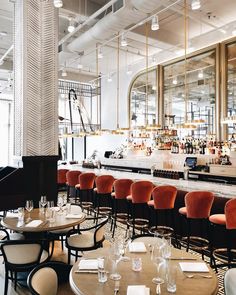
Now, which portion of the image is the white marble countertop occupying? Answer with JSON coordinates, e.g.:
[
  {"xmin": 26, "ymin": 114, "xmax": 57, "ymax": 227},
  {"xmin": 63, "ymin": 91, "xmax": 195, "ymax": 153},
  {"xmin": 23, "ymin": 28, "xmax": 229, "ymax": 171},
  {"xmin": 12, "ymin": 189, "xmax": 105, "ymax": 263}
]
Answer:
[{"xmin": 59, "ymin": 164, "xmax": 236, "ymax": 199}]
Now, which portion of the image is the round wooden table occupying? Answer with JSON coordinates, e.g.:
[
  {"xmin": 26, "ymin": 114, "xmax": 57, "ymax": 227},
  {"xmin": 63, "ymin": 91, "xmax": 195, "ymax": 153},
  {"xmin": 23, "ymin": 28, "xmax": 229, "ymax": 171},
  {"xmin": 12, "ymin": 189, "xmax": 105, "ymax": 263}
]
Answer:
[
  {"xmin": 1, "ymin": 208, "xmax": 86, "ymax": 232},
  {"xmin": 69, "ymin": 239, "xmax": 218, "ymax": 295}
]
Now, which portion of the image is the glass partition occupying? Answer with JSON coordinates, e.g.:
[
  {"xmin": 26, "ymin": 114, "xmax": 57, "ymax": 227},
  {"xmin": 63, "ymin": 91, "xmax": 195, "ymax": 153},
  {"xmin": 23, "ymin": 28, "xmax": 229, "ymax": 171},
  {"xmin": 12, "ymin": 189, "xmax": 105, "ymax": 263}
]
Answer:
[
  {"xmin": 226, "ymin": 42, "xmax": 236, "ymax": 140},
  {"xmin": 130, "ymin": 68, "xmax": 157, "ymax": 128},
  {"xmin": 163, "ymin": 49, "xmax": 216, "ymax": 138}
]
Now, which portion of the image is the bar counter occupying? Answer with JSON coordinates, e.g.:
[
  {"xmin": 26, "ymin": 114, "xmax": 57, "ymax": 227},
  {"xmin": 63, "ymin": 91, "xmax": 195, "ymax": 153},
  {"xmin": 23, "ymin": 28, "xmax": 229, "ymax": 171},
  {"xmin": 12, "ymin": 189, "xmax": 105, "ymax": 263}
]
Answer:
[{"xmin": 63, "ymin": 165, "xmax": 236, "ymax": 199}]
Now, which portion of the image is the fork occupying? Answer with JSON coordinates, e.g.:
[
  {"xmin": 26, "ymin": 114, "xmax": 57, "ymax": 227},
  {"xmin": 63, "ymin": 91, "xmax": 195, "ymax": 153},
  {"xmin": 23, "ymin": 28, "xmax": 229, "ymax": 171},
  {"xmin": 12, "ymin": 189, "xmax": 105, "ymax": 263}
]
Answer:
[
  {"xmin": 114, "ymin": 281, "xmax": 120, "ymax": 294},
  {"xmin": 183, "ymin": 273, "xmax": 212, "ymax": 279}
]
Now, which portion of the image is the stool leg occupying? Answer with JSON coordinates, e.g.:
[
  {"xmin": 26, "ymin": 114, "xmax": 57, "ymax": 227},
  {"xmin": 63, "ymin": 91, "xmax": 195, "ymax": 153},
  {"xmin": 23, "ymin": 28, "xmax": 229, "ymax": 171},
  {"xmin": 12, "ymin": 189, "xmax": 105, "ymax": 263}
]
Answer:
[{"xmin": 186, "ymin": 219, "xmax": 191, "ymax": 252}]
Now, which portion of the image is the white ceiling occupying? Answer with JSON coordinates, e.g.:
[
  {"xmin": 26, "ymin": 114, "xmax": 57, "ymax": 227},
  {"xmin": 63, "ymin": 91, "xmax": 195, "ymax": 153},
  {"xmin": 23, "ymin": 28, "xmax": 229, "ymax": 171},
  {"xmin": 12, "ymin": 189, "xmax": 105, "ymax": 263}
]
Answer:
[{"xmin": 1, "ymin": 0, "xmax": 236, "ymax": 86}]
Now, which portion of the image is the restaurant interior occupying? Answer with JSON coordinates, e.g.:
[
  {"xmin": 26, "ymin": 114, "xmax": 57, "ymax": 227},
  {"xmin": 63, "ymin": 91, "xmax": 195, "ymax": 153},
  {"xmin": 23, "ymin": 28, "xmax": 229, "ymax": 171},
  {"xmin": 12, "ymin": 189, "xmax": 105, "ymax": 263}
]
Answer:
[{"xmin": 1, "ymin": 0, "xmax": 236, "ymax": 294}]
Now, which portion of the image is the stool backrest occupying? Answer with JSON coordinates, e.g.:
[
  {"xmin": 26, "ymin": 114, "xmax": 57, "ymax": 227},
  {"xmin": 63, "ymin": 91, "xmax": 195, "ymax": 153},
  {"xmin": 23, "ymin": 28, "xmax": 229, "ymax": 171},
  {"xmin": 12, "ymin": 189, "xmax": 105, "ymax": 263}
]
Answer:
[
  {"xmin": 131, "ymin": 181, "xmax": 153, "ymax": 204},
  {"xmin": 225, "ymin": 199, "xmax": 236, "ymax": 229},
  {"xmin": 66, "ymin": 170, "xmax": 82, "ymax": 186},
  {"xmin": 79, "ymin": 173, "xmax": 96, "ymax": 190},
  {"xmin": 185, "ymin": 191, "xmax": 214, "ymax": 219},
  {"xmin": 95, "ymin": 175, "xmax": 115, "ymax": 194},
  {"xmin": 113, "ymin": 179, "xmax": 133, "ymax": 199},
  {"xmin": 57, "ymin": 169, "xmax": 69, "ymax": 184},
  {"xmin": 152, "ymin": 185, "xmax": 177, "ymax": 209}
]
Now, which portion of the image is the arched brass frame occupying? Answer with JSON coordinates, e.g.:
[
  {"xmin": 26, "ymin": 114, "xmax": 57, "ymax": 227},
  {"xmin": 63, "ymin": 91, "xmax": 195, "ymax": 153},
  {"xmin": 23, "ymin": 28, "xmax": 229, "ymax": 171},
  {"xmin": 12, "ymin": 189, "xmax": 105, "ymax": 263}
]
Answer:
[
  {"xmin": 220, "ymin": 36, "xmax": 236, "ymax": 140},
  {"xmin": 128, "ymin": 66, "xmax": 158, "ymax": 129}
]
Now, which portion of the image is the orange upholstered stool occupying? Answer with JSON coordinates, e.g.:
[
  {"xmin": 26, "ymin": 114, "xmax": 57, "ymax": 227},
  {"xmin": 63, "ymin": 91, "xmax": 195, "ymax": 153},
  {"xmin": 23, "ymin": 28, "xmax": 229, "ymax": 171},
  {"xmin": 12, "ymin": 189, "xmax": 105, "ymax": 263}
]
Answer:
[
  {"xmin": 57, "ymin": 169, "xmax": 69, "ymax": 191},
  {"xmin": 148, "ymin": 185, "xmax": 177, "ymax": 240},
  {"xmin": 66, "ymin": 170, "xmax": 82, "ymax": 202},
  {"xmin": 127, "ymin": 181, "xmax": 153, "ymax": 236},
  {"xmin": 94, "ymin": 175, "xmax": 115, "ymax": 218},
  {"xmin": 179, "ymin": 191, "xmax": 214, "ymax": 260},
  {"xmin": 111, "ymin": 179, "xmax": 133, "ymax": 237},
  {"xmin": 209, "ymin": 198, "xmax": 236, "ymax": 269},
  {"xmin": 76, "ymin": 172, "xmax": 96, "ymax": 214}
]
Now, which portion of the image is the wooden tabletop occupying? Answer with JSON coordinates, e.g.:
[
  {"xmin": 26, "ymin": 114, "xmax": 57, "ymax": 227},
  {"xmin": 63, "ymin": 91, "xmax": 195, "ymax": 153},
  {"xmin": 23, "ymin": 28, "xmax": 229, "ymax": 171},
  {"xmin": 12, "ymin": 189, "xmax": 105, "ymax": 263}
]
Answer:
[
  {"xmin": 1, "ymin": 208, "xmax": 86, "ymax": 232},
  {"xmin": 70, "ymin": 239, "xmax": 218, "ymax": 295}
]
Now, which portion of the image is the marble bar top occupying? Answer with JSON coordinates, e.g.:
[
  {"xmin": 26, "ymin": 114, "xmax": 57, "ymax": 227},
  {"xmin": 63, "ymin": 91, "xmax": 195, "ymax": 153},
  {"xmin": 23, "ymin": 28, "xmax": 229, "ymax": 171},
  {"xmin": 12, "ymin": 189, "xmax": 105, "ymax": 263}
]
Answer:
[{"xmin": 59, "ymin": 164, "xmax": 236, "ymax": 199}]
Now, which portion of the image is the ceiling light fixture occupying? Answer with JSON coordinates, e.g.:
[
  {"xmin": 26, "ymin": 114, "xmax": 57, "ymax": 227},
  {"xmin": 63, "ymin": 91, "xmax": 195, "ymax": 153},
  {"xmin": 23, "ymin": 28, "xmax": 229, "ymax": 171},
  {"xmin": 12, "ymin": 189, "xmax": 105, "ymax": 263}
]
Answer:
[
  {"xmin": 232, "ymin": 28, "xmax": 236, "ymax": 36},
  {"xmin": 0, "ymin": 31, "xmax": 7, "ymax": 37},
  {"xmin": 53, "ymin": 0, "xmax": 63, "ymax": 8},
  {"xmin": 107, "ymin": 74, "xmax": 112, "ymax": 82},
  {"xmin": 152, "ymin": 85, "xmax": 157, "ymax": 91},
  {"xmin": 121, "ymin": 33, "xmax": 128, "ymax": 47},
  {"xmin": 191, "ymin": 0, "xmax": 201, "ymax": 10},
  {"xmin": 173, "ymin": 78, "xmax": 177, "ymax": 85},
  {"xmin": 68, "ymin": 18, "xmax": 76, "ymax": 33},
  {"xmin": 61, "ymin": 68, "xmax": 67, "ymax": 77},
  {"xmin": 98, "ymin": 48, "xmax": 103, "ymax": 59},
  {"xmin": 198, "ymin": 70, "xmax": 204, "ymax": 79},
  {"xmin": 126, "ymin": 65, "xmax": 132, "ymax": 75},
  {"xmin": 151, "ymin": 15, "xmax": 159, "ymax": 31}
]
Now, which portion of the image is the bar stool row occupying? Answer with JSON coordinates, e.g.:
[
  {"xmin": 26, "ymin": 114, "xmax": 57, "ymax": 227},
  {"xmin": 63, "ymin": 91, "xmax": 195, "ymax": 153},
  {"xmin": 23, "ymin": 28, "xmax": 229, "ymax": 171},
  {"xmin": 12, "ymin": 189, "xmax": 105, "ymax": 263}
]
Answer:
[{"xmin": 57, "ymin": 168, "xmax": 236, "ymax": 270}]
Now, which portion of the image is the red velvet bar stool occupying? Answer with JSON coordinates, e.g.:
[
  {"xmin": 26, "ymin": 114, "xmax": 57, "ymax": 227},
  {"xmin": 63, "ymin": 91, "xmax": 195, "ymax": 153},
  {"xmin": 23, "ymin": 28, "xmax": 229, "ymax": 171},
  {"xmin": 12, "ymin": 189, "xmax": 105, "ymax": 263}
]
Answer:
[
  {"xmin": 75, "ymin": 172, "xmax": 96, "ymax": 214},
  {"xmin": 94, "ymin": 175, "xmax": 115, "ymax": 219},
  {"xmin": 127, "ymin": 180, "xmax": 153, "ymax": 236},
  {"xmin": 66, "ymin": 170, "xmax": 82, "ymax": 203},
  {"xmin": 209, "ymin": 198, "xmax": 236, "ymax": 269},
  {"xmin": 111, "ymin": 178, "xmax": 133, "ymax": 237},
  {"xmin": 57, "ymin": 169, "xmax": 69, "ymax": 191},
  {"xmin": 179, "ymin": 191, "xmax": 214, "ymax": 260},
  {"xmin": 148, "ymin": 185, "xmax": 177, "ymax": 240}
]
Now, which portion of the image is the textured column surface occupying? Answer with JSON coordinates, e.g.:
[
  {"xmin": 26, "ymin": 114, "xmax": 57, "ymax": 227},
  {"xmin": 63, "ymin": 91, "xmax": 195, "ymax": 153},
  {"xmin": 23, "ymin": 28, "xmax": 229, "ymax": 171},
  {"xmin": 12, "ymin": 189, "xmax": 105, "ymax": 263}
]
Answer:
[{"xmin": 14, "ymin": 0, "xmax": 58, "ymax": 157}]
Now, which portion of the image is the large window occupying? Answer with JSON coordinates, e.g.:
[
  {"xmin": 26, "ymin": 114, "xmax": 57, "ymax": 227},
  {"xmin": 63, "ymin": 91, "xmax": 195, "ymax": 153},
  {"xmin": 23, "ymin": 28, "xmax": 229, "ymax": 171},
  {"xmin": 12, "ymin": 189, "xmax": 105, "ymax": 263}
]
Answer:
[
  {"xmin": 226, "ymin": 42, "xmax": 236, "ymax": 139},
  {"xmin": 129, "ymin": 68, "xmax": 158, "ymax": 128},
  {"xmin": 163, "ymin": 49, "xmax": 216, "ymax": 138}
]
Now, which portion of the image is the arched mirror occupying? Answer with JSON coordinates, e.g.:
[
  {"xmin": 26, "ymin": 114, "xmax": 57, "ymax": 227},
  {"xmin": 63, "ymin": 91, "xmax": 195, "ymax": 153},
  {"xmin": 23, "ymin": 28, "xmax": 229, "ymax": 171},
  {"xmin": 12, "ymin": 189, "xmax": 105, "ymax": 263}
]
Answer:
[{"xmin": 129, "ymin": 68, "xmax": 158, "ymax": 128}]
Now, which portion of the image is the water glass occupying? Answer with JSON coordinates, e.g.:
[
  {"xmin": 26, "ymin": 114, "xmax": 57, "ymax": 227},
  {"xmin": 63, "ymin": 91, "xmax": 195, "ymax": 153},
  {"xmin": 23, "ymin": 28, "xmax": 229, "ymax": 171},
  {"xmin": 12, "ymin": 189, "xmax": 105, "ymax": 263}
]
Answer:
[
  {"xmin": 132, "ymin": 257, "xmax": 142, "ymax": 272},
  {"xmin": 25, "ymin": 200, "xmax": 34, "ymax": 221},
  {"xmin": 97, "ymin": 257, "xmax": 108, "ymax": 283},
  {"xmin": 48, "ymin": 208, "xmax": 56, "ymax": 223},
  {"xmin": 166, "ymin": 263, "xmax": 177, "ymax": 293},
  {"xmin": 162, "ymin": 236, "xmax": 172, "ymax": 259},
  {"xmin": 18, "ymin": 207, "xmax": 25, "ymax": 221}
]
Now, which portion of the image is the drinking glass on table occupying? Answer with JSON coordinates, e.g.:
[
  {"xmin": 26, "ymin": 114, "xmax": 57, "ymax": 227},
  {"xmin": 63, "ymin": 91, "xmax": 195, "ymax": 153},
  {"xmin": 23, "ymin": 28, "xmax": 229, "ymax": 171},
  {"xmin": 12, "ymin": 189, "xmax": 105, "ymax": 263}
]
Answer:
[
  {"xmin": 120, "ymin": 230, "xmax": 132, "ymax": 261},
  {"xmin": 109, "ymin": 241, "xmax": 122, "ymax": 281},
  {"xmin": 40, "ymin": 195, "xmax": 47, "ymax": 209},
  {"xmin": 25, "ymin": 200, "xmax": 34, "ymax": 221},
  {"xmin": 151, "ymin": 244, "xmax": 166, "ymax": 285},
  {"xmin": 57, "ymin": 196, "xmax": 64, "ymax": 214}
]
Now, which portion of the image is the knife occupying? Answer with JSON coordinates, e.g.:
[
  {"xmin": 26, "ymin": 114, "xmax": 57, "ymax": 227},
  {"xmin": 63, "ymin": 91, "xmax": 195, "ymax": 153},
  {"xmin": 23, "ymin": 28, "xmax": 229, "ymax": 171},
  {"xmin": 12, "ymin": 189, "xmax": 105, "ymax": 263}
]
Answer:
[
  {"xmin": 74, "ymin": 270, "xmax": 98, "ymax": 273},
  {"xmin": 168, "ymin": 257, "xmax": 198, "ymax": 260}
]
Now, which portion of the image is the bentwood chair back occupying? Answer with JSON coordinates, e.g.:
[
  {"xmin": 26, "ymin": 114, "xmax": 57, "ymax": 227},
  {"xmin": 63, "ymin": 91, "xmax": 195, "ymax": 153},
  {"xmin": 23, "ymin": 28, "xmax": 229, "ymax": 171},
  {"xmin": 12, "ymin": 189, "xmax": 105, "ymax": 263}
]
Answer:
[
  {"xmin": 1, "ymin": 240, "xmax": 47, "ymax": 295},
  {"xmin": 111, "ymin": 179, "xmax": 133, "ymax": 237},
  {"xmin": 27, "ymin": 265, "xmax": 58, "ymax": 295}
]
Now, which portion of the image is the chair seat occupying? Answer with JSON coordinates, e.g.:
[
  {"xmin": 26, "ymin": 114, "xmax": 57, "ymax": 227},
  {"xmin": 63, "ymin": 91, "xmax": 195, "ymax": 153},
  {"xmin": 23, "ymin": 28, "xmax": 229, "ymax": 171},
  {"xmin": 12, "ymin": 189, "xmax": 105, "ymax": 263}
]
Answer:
[
  {"xmin": 67, "ymin": 231, "xmax": 95, "ymax": 248},
  {"xmin": 179, "ymin": 206, "xmax": 187, "ymax": 215},
  {"xmin": 40, "ymin": 250, "xmax": 49, "ymax": 263},
  {"xmin": 209, "ymin": 214, "xmax": 226, "ymax": 226},
  {"xmin": 147, "ymin": 200, "xmax": 154, "ymax": 207}
]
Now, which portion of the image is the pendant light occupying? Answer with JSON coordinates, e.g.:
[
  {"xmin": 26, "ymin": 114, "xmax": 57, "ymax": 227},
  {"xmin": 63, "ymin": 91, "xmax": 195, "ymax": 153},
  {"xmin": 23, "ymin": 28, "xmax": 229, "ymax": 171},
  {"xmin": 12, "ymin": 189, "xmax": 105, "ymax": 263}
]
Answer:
[
  {"xmin": 151, "ymin": 15, "xmax": 159, "ymax": 31},
  {"xmin": 53, "ymin": 0, "xmax": 63, "ymax": 8},
  {"xmin": 191, "ymin": 0, "xmax": 201, "ymax": 10},
  {"xmin": 121, "ymin": 33, "xmax": 128, "ymax": 47}
]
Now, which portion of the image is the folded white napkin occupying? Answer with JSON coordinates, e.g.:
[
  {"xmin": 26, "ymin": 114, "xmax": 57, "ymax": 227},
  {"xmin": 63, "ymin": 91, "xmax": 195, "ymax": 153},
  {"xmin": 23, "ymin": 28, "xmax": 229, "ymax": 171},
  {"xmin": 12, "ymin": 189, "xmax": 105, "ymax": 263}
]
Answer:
[
  {"xmin": 127, "ymin": 285, "xmax": 150, "ymax": 295},
  {"xmin": 78, "ymin": 259, "xmax": 98, "ymax": 270},
  {"xmin": 65, "ymin": 213, "xmax": 83, "ymax": 219},
  {"xmin": 6, "ymin": 212, "xmax": 19, "ymax": 218},
  {"xmin": 179, "ymin": 262, "xmax": 209, "ymax": 272},
  {"xmin": 25, "ymin": 220, "xmax": 43, "ymax": 227},
  {"xmin": 129, "ymin": 242, "xmax": 147, "ymax": 253}
]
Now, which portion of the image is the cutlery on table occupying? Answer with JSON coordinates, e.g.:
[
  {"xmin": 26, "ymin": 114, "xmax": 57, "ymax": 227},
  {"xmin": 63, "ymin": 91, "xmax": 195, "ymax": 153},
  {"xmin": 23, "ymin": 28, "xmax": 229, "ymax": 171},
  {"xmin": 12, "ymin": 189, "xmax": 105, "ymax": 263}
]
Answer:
[
  {"xmin": 183, "ymin": 273, "xmax": 212, "ymax": 279},
  {"xmin": 169, "ymin": 257, "xmax": 198, "ymax": 260}
]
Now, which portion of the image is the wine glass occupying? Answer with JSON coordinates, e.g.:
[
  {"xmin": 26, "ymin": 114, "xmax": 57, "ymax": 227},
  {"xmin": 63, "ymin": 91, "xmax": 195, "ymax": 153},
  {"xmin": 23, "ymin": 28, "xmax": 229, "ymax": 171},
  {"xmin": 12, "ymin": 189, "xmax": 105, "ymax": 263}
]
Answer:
[
  {"xmin": 120, "ymin": 230, "xmax": 132, "ymax": 261},
  {"xmin": 109, "ymin": 241, "xmax": 122, "ymax": 281},
  {"xmin": 151, "ymin": 244, "xmax": 166, "ymax": 285},
  {"xmin": 25, "ymin": 200, "xmax": 34, "ymax": 221},
  {"xmin": 40, "ymin": 195, "xmax": 47, "ymax": 213},
  {"xmin": 57, "ymin": 196, "xmax": 64, "ymax": 214}
]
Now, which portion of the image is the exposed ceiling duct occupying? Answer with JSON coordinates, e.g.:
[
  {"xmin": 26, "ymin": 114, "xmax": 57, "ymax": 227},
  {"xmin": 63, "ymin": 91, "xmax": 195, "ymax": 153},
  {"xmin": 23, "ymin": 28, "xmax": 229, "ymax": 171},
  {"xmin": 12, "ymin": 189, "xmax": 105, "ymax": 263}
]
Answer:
[{"xmin": 66, "ymin": 0, "xmax": 163, "ymax": 54}]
